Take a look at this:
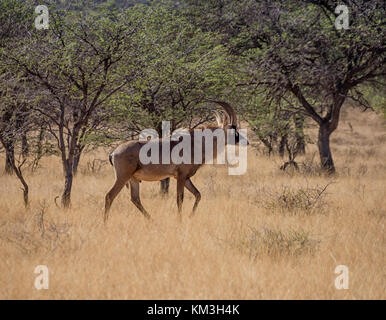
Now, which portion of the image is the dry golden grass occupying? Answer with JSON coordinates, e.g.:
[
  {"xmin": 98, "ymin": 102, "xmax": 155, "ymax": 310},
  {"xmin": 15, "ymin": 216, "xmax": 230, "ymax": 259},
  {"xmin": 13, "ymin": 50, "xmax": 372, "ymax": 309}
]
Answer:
[{"xmin": 0, "ymin": 107, "xmax": 385, "ymax": 299}]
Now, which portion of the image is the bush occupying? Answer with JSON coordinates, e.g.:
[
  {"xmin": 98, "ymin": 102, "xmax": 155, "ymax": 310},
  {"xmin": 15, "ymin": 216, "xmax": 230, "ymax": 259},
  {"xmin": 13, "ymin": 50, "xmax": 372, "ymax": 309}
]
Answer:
[
  {"xmin": 262, "ymin": 183, "xmax": 332, "ymax": 215},
  {"xmin": 228, "ymin": 226, "xmax": 319, "ymax": 260}
]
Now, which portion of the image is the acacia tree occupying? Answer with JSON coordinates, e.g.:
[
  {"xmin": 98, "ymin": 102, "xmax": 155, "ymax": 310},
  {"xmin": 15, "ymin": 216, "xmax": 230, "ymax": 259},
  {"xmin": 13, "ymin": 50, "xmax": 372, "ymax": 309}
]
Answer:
[
  {"xmin": 0, "ymin": 0, "xmax": 33, "ymax": 174},
  {"xmin": 8, "ymin": 7, "xmax": 142, "ymax": 207},
  {"xmin": 248, "ymin": 0, "xmax": 385, "ymax": 173},
  {"xmin": 113, "ymin": 5, "xmax": 232, "ymax": 133},
  {"xmin": 0, "ymin": 75, "xmax": 38, "ymax": 206},
  {"xmin": 243, "ymin": 94, "xmax": 306, "ymax": 157},
  {"xmin": 0, "ymin": 66, "xmax": 43, "ymax": 207},
  {"xmin": 182, "ymin": 0, "xmax": 307, "ymax": 158},
  {"xmin": 0, "ymin": 0, "xmax": 49, "ymax": 205},
  {"xmin": 184, "ymin": 0, "xmax": 386, "ymax": 173}
]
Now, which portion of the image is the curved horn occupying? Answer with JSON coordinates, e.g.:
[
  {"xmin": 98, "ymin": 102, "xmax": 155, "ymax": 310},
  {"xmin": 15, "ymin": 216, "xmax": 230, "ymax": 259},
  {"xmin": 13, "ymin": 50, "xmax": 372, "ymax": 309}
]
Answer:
[
  {"xmin": 213, "ymin": 110, "xmax": 224, "ymax": 127},
  {"xmin": 206, "ymin": 100, "xmax": 237, "ymax": 126}
]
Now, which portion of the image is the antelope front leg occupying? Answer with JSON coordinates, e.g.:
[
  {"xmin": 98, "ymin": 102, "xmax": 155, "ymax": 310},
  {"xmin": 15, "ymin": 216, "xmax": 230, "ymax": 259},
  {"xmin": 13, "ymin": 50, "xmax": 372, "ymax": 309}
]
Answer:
[
  {"xmin": 184, "ymin": 178, "xmax": 201, "ymax": 217},
  {"xmin": 129, "ymin": 179, "xmax": 151, "ymax": 219},
  {"xmin": 104, "ymin": 179, "xmax": 126, "ymax": 223}
]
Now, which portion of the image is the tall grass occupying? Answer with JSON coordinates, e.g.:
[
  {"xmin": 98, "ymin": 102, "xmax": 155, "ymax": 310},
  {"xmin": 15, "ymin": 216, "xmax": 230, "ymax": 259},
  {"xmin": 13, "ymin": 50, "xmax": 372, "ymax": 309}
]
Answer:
[{"xmin": 0, "ymin": 107, "xmax": 385, "ymax": 299}]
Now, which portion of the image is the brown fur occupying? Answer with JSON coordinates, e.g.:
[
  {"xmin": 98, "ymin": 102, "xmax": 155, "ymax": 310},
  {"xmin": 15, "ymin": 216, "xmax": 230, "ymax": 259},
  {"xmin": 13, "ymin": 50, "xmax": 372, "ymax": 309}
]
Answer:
[{"xmin": 104, "ymin": 101, "xmax": 239, "ymax": 221}]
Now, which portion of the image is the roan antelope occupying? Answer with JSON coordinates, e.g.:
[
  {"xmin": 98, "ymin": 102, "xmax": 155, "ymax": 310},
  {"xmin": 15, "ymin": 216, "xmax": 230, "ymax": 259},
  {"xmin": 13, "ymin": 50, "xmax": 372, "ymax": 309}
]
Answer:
[{"xmin": 104, "ymin": 100, "xmax": 244, "ymax": 221}]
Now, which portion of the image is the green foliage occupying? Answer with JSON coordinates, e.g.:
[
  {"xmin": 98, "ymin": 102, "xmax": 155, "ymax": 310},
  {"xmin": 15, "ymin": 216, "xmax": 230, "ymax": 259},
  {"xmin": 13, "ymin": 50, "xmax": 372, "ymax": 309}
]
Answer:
[
  {"xmin": 184, "ymin": 0, "xmax": 385, "ymax": 171},
  {"xmin": 0, "ymin": 0, "xmax": 34, "ymax": 46},
  {"xmin": 112, "ymin": 4, "xmax": 234, "ymax": 132},
  {"xmin": 1, "ymin": 0, "xmax": 385, "ymax": 164},
  {"xmin": 361, "ymin": 84, "xmax": 386, "ymax": 118}
]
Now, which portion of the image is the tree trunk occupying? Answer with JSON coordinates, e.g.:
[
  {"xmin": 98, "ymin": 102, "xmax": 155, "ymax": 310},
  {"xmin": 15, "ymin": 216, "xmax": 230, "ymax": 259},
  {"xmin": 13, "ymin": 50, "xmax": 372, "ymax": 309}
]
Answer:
[
  {"xmin": 32, "ymin": 127, "xmax": 45, "ymax": 171},
  {"xmin": 14, "ymin": 167, "xmax": 29, "ymax": 208},
  {"xmin": 278, "ymin": 133, "xmax": 288, "ymax": 157},
  {"xmin": 72, "ymin": 151, "xmax": 81, "ymax": 176},
  {"xmin": 36, "ymin": 127, "xmax": 45, "ymax": 157},
  {"xmin": 62, "ymin": 168, "xmax": 73, "ymax": 208},
  {"xmin": 5, "ymin": 145, "xmax": 14, "ymax": 174},
  {"xmin": 258, "ymin": 136, "xmax": 273, "ymax": 156},
  {"xmin": 1, "ymin": 136, "xmax": 29, "ymax": 206},
  {"xmin": 318, "ymin": 122, "xmax": 335, "ymax": 174},
  {"xmin": 160, "ymin": 178, "xmax": 170, "ymax": 196},
  {"xmin": 60, "ymin": 122, "xmax": 81, "ymax": 208},
  {"xmin": 294, "ymin": 115, "xmax": 305, "ymax": 154},
  {"xmin": 21, "ymin": 132, "xmax": 29, "ymax": 157}
]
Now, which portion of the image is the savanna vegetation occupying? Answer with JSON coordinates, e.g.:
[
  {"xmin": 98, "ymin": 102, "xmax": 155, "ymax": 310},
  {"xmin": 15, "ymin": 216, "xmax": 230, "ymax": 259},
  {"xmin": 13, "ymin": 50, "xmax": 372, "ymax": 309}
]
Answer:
[{"xmin": 0, "ymin": 0, "xmax": 385, "ymax": 299}]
